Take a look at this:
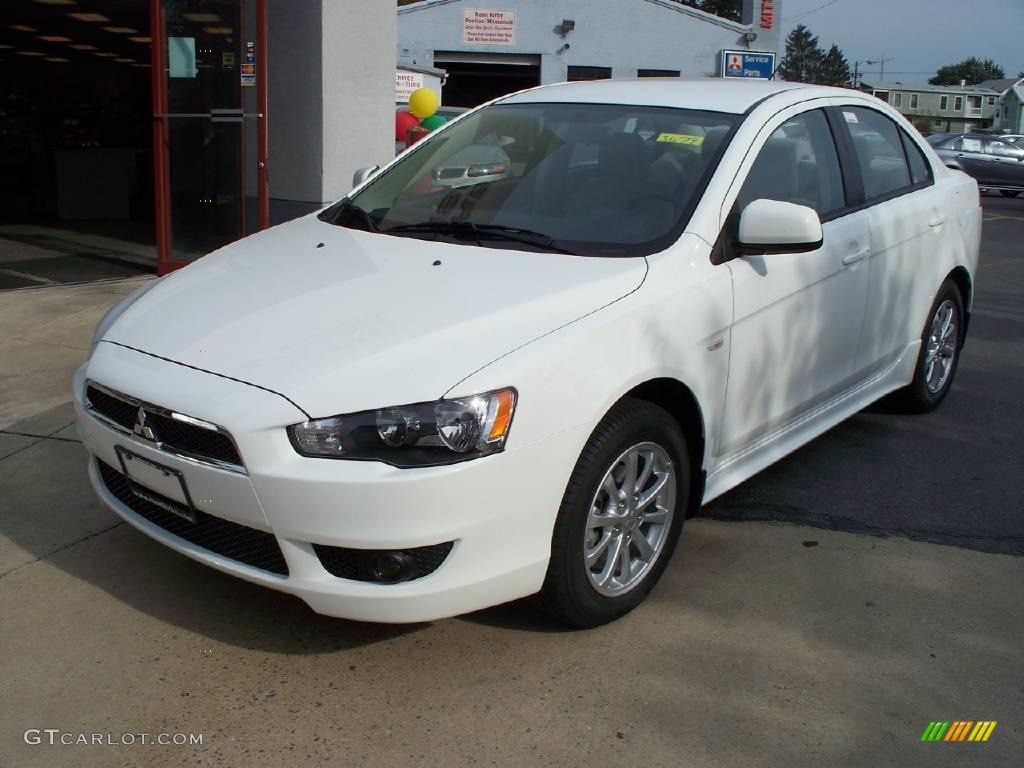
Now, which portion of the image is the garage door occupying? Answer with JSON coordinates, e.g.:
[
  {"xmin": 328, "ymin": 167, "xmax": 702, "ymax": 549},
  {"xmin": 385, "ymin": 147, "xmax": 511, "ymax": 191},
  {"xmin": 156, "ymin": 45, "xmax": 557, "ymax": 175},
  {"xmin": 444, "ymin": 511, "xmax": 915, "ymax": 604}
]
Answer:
[{"xmin": 433, "ymin": 51, "xmax": 541, "ymax": 108}]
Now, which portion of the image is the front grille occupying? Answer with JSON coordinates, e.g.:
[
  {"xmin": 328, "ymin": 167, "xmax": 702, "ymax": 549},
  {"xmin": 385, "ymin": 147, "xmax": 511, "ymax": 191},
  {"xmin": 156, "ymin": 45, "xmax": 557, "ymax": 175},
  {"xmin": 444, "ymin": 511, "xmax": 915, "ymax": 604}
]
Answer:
[
  {"xmin": 97, "ymin": 459, "xmax": 288, "ymax": 576},
  {"xmin": 313, "ymin": 541, "xmax": 453, "ymax": 582},
  {"xmin": 145, "ymin": 412, "xmax": 242, "ymax": 466},
  {"xmin": 86, "ymin": 385, "xmax": 137, "ymax": 430},
  {"xmin": 86, "ymin": 383, "xmax": 243, "ymax": 469}
]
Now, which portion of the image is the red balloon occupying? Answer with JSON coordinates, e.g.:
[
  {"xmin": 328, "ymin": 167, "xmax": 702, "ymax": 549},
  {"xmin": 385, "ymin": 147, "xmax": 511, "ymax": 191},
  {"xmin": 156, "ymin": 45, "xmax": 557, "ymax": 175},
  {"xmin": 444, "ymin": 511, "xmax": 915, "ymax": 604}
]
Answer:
[{"xmin": 395, "ymin": 111, "xmax": 420, "ymax": 142}]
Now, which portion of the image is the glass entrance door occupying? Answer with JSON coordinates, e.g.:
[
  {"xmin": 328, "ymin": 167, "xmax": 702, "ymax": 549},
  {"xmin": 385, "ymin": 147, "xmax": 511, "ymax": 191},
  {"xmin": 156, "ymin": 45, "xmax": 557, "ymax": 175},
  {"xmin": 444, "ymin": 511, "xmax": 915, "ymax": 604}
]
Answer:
[{"xmin": 151, "ymin": 0, "xmax": 267, "ymax": 273}]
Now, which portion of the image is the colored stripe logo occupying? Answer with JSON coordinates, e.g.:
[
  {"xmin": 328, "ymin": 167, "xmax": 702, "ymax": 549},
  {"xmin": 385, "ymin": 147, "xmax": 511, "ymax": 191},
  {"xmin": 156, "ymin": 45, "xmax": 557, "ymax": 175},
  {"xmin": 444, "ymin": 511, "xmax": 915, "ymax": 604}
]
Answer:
[{"xmin": 921, "ymin": 721, "xmax": 997, "ymax": 742}]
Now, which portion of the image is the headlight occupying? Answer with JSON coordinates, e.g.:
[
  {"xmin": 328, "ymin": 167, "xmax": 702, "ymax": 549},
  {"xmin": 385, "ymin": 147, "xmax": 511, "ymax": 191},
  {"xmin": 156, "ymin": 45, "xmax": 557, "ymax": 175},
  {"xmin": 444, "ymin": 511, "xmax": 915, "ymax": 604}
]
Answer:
[
  {"xmin": 287, "ymin": 388, "xmax": 517, "ymax": 467},
  {"xmin": 89, "ymin": 279, "xmax": 160, "ymax": 356}
]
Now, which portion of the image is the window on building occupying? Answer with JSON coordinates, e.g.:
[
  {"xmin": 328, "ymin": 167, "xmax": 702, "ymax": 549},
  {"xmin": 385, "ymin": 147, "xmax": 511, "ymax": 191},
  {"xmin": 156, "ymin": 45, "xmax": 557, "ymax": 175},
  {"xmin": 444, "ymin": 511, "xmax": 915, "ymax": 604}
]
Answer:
[
  {"xmin": 954, "ymin": 96, "xmax": 963, "ymax": 111},
  {"xmin": 637, "ymin": 69, "xmax": 680, "ymax": 77},
  {"xmin": 873, "ymin": 90, "xmax": 889, "ymax": 102},
  {"xmin": 893, "ymin": 92, "xmax": 902, "ymax": 107},
  {"xmin": 568, "ymin": 66, "xmax": 612, "ymax": 81},
  {"xmin": 910, "ymin": 93, "xmax": 919, "ymax": 109},
  {"xmin": 940, "ymin": 95, "xmax": 949, "ymax": 111},
  {"xmin": 966, "ymin": 95, "xmax": 983, "ymax": 116},
  {"xmin": 987, "ymin": 96, "xmax": 996, "ymax": 105}
]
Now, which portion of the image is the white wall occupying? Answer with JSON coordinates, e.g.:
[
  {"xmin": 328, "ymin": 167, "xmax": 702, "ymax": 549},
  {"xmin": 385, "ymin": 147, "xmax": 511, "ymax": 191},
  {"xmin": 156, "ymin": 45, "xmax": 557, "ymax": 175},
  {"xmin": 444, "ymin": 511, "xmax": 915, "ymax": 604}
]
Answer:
[{"xmin": 267, "ymin": 0, "xmax": 396, "ymax": 221}]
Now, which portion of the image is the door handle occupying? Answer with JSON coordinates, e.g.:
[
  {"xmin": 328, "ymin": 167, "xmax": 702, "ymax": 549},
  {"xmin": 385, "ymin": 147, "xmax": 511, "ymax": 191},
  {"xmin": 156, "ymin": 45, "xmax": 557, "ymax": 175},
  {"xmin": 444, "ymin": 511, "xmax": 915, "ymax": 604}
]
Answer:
[
  {"xmin": 956, "ymin": 153, "xmax": 965, "ymax": 158},
  {"xmin": 928, "ymin": 213, "xmax": 947, "ymax": 227},
  {"xmin": 842, "ymin": 247, "xmax": 870, "ymax": 266}
]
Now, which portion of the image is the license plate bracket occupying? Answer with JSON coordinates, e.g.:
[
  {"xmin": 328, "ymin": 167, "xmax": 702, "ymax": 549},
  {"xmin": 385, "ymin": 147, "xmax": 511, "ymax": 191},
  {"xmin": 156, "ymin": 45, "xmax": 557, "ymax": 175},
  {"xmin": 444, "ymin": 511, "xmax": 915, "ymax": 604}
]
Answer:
[{"xmin": 114, "ymin": 446, "xmax": 198, "ymax": 524}]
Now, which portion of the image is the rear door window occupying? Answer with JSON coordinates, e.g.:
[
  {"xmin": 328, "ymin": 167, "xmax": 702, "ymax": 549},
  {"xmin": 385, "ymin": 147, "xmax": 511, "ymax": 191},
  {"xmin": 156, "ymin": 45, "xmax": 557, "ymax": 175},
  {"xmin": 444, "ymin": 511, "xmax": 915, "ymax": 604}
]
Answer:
[{"xmin": 841, "ymin": 107, "xmax": 912, "ymax": 201}]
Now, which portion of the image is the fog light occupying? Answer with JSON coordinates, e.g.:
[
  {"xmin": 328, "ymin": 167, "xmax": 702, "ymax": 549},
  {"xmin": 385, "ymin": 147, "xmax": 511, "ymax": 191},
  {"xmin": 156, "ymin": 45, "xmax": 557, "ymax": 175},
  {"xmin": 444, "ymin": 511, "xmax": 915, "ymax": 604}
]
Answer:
[{"xmin": 367, "ymin": 551, "xmax": 413, "ymax": 583}]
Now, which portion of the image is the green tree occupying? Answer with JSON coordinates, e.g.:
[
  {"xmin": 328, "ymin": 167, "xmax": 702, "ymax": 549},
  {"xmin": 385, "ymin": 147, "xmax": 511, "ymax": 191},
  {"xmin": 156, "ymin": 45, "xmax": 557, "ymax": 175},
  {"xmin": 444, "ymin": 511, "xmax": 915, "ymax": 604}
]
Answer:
[
  {"xmin": 674, "ymin": 0, "xmax": 743, "ymax": 22},
  {"xmin": 777, "ymin": 24, "xmax": 823, "ymax": 83},
  {"xmin": 929, "ymin": 57, "xmax": 1005, "ymax": 86},
  {"xmin": 816, "ymin": 44, "xmax": 851, "ymax": 87}
]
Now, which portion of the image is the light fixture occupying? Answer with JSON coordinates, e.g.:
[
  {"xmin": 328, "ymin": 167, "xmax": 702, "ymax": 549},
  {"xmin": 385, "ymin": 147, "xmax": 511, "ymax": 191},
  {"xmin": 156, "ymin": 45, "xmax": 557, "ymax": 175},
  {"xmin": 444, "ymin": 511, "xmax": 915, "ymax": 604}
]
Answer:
[
  {"xmin": 69, "ymin": 43, "xmax": 96, "ymax": 49},
  {"xmin": 67, "ymin": 12, "xmax": 110, "ymax": 22},
  {"xmin": 92, "ymin": 51, "xmax": 116, "ymax": 57},
  {"xmin": 557, "ymin": 19, "xmax": 575, "ymax": 36},
  {"xmin": 45, "ymin": 57, "xmax": 70, "ymax": 62},
  {"xmin": 10, "ymin": 25, "xmax": 38, "ymax": 32},
  {"xmin": 743, "ymin": 31, "xmax": 758, "ymax": 43},
  {"xmin": 114, "ymin": 57, "xmax": 133, "ymax": 63},
  {"xmin": 128, "ymin": 35, "xmax": 150, "ymax": 43},
  {"xmin": 37, "ymin": 35, "xmax": 72, "ymax": 42},
  {"xmin": 203, "ymin": 26, "xmax": 233, "ymax": 35},
  {"xmin": 131, "ymin": 63, "xmax": 150, "ymax": 68},
  {"xmin": 34, "ymin": 0, "xmax": 78, "ymax": 5},
  {"xmin": 183, "ymin": 13, "xmax": 221, "ymax": 22},
  {"xmin": 102, "ymin": 26, "xmax": 138, "ymax": 34},
  {"xmin": 0, "ymin": 44, "xmax": 14, "ymax": 49},
  {"xmin": 17, "ymin": 51, "xmax": 47, "ymax": 56}
]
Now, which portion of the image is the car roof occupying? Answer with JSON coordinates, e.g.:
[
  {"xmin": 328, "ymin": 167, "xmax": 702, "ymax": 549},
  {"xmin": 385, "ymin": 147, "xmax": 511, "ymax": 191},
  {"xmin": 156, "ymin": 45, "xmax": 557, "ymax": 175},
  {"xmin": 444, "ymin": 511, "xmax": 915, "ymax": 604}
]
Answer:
[{"xmin": 500, "ymin": 77, "xmax": 833, "ymax": 114}]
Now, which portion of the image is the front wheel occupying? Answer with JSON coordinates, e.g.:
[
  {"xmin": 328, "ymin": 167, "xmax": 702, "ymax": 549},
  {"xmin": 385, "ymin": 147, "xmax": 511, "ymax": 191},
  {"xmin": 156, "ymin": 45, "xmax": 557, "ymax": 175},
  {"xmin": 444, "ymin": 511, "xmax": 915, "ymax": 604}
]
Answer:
[
  {"xmin": 536, "ymin": 398, "xmax": 689, "ymax": 628},
  {"xmin": 892, "ymin": 279, "xmax": 964, "ymax": 413}
]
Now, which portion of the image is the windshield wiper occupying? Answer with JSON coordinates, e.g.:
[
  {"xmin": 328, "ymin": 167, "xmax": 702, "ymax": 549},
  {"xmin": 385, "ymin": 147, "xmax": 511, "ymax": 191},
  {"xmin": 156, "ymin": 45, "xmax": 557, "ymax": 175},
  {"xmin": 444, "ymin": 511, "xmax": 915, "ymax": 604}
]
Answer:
[
  {"xmin": 319, "ymin": 199, "xmax": 378, "ymax": 232},
  {"xmin": 385, "ymin": 221, "xmax": 576, "ymax": 254}
]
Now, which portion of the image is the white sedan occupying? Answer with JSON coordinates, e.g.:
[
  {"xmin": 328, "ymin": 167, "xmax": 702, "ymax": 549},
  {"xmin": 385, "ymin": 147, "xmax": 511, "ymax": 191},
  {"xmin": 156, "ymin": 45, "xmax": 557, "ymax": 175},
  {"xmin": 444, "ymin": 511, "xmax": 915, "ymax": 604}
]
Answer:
[{"xmin": 75, "ymin": 79, "xmax": 981, "ymax": 627}]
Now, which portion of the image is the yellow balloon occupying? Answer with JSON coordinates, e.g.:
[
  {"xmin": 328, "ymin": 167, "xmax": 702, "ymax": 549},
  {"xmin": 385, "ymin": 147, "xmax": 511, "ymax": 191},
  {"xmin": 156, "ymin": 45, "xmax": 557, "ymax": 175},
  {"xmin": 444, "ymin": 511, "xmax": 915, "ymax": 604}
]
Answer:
[{"xmin": 408, "ymin": 87, "xmax": 439, "ymax": 119}]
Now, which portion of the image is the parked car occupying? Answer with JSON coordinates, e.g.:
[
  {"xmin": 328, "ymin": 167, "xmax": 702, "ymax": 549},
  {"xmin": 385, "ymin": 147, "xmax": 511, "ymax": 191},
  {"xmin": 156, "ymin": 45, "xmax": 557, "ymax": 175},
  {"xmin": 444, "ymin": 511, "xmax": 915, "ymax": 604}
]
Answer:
[
  {"xmin": 927, "ymin": 132, "xmax": 1024, "ymax": 198},
  {"xmin": 999, "ymin": 134, "xmax": 1024, "ymax": 146},
  {"xmin": 76, "ymin": 80, "xmax": 982, "ymax": 627}
]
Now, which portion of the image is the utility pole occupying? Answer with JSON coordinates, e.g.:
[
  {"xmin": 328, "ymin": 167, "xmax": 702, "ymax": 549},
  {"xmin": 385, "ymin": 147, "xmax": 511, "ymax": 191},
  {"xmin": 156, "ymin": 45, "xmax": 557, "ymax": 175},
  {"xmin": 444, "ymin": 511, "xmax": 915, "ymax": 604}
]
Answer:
[{"xmin": 853, "ymin": 56, "xmax": 895, "ymax": 89}]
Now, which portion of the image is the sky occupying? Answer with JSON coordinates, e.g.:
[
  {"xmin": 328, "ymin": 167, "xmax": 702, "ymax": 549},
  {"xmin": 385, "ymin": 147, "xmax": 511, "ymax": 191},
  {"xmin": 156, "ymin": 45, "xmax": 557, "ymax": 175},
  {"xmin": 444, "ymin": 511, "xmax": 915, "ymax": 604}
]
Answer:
[{"xmin": 780, "ymin": 0, "xmax": 1023, "ymax": 85}]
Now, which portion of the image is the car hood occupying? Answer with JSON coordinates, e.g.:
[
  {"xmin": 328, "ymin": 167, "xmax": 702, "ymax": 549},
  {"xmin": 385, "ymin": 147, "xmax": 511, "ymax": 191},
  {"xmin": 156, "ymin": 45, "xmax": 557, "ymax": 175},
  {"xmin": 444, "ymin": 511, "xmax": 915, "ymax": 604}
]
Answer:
[{"xmin": 105, "ymin": 215, "xmax": 647, "ymax": 418}]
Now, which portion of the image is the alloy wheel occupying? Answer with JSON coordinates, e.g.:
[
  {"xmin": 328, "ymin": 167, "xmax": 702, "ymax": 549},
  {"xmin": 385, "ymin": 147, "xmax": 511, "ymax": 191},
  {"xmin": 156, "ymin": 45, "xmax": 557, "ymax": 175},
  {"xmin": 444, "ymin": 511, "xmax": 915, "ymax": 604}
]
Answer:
[
  {"xmin": 925, "ymin": 299, "xmax": 957, "ymax": 394},
  {"xmin": 583, "ymin": 442, "xmax": 676, "ymax": 597}
]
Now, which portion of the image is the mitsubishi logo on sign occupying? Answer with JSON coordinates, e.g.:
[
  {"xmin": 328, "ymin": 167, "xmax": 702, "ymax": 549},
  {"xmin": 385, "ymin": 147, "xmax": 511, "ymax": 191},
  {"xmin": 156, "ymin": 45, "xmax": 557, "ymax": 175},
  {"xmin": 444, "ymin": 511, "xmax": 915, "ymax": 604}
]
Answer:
[{"xmin": 133, "ymin": 406, "xmax": 157, "ymax": 442}]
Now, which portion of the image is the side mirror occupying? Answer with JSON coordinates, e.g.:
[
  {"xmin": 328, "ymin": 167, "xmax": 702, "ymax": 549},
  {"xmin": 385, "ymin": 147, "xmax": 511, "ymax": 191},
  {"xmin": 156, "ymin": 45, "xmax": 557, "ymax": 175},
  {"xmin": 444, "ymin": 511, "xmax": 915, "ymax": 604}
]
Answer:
[
  {"xmin": 352, "ymin": 165, "xmax": 380, "ymax": 188},
  {"xmin": 737, "ymin": 199, "xmax": 823, "ymax": 255}
]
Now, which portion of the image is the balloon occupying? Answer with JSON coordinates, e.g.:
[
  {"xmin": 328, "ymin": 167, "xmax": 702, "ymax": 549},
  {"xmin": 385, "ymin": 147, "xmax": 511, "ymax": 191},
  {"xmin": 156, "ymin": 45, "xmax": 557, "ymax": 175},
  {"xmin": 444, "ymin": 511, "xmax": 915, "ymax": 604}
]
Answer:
[
  {"xmin": 395, "ymin": 111, "xmax": 419, "ymax": 142},
  {"xmin": 421, "ymin": 114, "xmax": 448, "ymax": 131},
  {"xmin": 408, "ymin": 87, "xmax": 438, "ymax": 119}
]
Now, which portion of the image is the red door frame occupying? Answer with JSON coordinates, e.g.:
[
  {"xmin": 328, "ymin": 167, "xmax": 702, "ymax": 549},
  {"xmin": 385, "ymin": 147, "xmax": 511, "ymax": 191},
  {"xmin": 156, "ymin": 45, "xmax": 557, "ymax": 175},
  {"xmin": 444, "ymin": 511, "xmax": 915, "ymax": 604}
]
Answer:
[{"xmin": 150, "ymin": 0, "xmax": 268, "ymax": 275}]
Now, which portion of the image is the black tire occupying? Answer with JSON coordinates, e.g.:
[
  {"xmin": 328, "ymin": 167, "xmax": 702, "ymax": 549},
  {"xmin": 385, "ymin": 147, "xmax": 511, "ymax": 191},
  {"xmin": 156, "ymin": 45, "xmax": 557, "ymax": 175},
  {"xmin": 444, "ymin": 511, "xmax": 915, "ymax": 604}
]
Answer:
[
  {"xmin": 536, "ymin": 398, "xmax": 689, "ymax": 628},
  {"xmin": 892, "ymin": 279, "xmax": 964, "ymax": 413},
  {"xmin": 999, "ymin": 190, "xmax": 1020, "ymax": 198}
]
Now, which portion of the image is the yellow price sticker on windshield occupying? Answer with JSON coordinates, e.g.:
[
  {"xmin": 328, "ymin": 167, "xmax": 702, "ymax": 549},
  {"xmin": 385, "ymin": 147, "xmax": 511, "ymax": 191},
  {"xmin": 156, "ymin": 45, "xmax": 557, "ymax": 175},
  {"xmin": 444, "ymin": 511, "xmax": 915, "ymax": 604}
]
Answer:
[{"xmin": 656, "ymin": 133, "xmax": 704, "ymax": 146}]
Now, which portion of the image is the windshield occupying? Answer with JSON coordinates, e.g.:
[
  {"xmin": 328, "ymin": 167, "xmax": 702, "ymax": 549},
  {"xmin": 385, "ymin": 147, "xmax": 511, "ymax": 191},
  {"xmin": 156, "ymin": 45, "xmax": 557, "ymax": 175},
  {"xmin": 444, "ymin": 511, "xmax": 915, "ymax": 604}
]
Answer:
[{"xmin": 322, "ymin": 102, "xmax": 738, "ymax": 257}]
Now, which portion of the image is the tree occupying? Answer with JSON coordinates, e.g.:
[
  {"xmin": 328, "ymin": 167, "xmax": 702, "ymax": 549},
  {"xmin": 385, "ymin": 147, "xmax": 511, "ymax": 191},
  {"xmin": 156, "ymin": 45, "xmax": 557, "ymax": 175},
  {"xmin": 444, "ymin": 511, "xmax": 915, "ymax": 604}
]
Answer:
[
  {"xmin": 816, "ymin": 44, "xmax": 851, "ymax": 87},
  {"xmin": 929, "ymin": 57, "xmax": 1005, "ymax": 86},
  {"xmin": 673, "ymin": 0, "xmax": 743, "ymax": 22},
  {"xmin": 777, "ymin": 24, "xmax": 823, "ymax": 83}
]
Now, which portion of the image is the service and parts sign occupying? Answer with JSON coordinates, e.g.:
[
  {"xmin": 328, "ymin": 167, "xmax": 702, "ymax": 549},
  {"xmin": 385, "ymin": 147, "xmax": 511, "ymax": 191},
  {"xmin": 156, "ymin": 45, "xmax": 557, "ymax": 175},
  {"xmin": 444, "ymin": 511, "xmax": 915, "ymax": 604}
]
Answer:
[
  {"xmin": 395, "ymin": 71, "xmax": 425, "ymax": 102},
  {"xmin": 721, "ymin": 50, "xmax": 776, "ymax": 79},
  {"xmin": 463, "ymin": 9, "xmax": 516, "ymax": 46}
]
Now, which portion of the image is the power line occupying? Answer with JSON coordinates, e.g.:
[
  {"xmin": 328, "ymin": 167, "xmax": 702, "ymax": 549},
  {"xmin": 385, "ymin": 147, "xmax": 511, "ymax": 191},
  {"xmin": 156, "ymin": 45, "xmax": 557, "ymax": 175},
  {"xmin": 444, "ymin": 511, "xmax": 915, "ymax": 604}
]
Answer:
[{"xmin": 782, "ymin": 0, "xmax": 844, "ymax": 21}]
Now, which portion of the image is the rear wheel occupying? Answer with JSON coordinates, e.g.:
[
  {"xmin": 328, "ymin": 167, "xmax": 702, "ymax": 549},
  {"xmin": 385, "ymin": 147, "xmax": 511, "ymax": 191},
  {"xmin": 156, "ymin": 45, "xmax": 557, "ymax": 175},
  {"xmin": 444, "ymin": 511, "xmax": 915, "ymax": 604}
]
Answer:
[
  {"xmin": 1000, "ymin": 190, "xmax": 1020, "ymax": 198},
  {"xmin": 893, "ymin": 279, "xmax": 964, "ymax": 413},
  {"xmin": 536, "ymin": 398, "xmax": 689, "ymax": 628}
]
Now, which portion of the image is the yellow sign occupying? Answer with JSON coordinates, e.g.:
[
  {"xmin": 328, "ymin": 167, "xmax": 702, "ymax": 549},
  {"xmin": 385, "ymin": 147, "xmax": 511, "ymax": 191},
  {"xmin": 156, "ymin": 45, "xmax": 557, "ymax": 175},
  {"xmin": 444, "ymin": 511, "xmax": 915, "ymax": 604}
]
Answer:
[{"xmin": 656, "ymin": 133, "xmax": 704, "ymax": 146}]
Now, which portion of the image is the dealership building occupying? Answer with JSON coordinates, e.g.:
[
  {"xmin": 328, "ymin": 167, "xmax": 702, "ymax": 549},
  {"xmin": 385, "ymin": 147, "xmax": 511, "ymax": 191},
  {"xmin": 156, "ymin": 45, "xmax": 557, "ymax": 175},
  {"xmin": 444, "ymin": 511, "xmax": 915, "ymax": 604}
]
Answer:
[
  {"xmin": 0, "ymin": 0, "xmax": 781, "ymax": 280},
  {"xmin": 398, "ymin": 0, "xmax": 784, "ymax": 106}
]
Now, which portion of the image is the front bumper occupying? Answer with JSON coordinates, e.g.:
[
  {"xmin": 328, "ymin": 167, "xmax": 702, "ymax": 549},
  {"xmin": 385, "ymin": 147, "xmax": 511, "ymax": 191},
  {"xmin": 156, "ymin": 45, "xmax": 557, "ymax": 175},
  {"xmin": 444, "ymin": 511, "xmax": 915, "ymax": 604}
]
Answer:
[{"xmin": 74, "ymin": 346, "xmax": 584, "ymax": 623}]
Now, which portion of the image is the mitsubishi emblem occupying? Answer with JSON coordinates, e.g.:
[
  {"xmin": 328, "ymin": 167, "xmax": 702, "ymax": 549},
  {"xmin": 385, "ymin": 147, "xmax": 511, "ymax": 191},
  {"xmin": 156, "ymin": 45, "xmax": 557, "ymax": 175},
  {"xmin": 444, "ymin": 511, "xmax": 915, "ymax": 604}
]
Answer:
[{"xmin": 133, "ymin": 406, "xmax": 157, "ymax": 442}]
